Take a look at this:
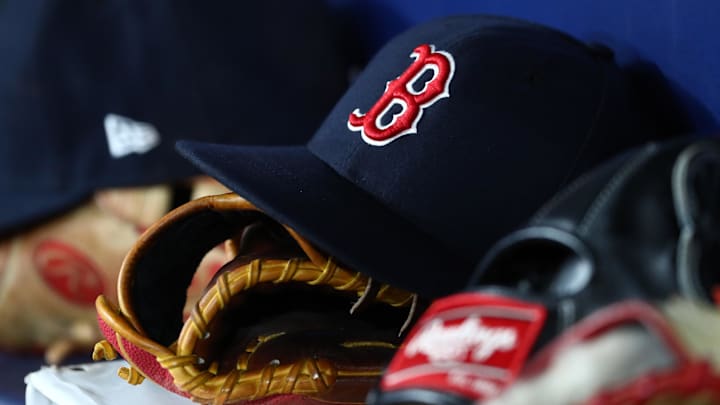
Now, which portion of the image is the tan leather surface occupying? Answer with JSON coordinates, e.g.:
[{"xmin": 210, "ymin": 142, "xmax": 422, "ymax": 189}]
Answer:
[
  {"xmin": 96, "ymin": 192, "xmax": 419, "ymax": 404},
  {"xmin": 0, "ymin": 177, "xmax": 228, "ymax": 364}
]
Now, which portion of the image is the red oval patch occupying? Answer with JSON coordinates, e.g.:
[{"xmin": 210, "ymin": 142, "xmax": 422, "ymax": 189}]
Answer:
[{"xmin": 33, "ymin": 239, "xmax": 105, "ymax": 307}]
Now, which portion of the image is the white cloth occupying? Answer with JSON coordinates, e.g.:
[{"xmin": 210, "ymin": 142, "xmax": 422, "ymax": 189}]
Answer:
[{"xmin": 24, "ymin": 360, "xmax": 194, "ymax": 405}]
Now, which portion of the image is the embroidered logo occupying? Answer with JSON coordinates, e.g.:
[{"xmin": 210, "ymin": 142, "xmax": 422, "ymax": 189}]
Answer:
[
  {"xmin": 381, "ymin": 293, "xmax": 546, "ymax": 401},
  {"xmin": 347, "ymin": 44, "xmax": 455, "ymax": 146},
  {"xmin": 406, "ymin": 316, "xmax": 518, "ymax": 363},
  {"xmin": 33, "ymin": 240, "xmax": 105, "ymax": 307},
  {"xmin": 104, "ymin": 114, "xmax": 161, "ymax": 158}
]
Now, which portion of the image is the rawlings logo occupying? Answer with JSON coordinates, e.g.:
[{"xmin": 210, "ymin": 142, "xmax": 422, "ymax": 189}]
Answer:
[
  {"xmin": 406, "ymin": 316, "xmax": 517, "ymax": 363},
  {"xmin": 380, "ymin": 293, "xmax": 547, "ymax": 401},
  {"xmin": 32, "ymin": 240, "xmax": 105, "ymax": 307},
  {"xmin": 348, "ymin": 44, "xmax": 455, "ymax": 146}
]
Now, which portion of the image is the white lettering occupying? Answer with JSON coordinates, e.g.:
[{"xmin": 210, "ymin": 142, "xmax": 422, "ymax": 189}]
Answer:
[
  {"xmin": 449, "ymin": 369, "xmax": 501, "ymax": 396},
  {"xmin": 406, "ymin": 316, "xmax": 517, "ymax": 363}
]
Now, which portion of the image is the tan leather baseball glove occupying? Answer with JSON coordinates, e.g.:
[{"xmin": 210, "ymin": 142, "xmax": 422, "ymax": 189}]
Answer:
[
  {"xmin": 0, "ymin": 177, "xmax": 228, "ymax": 364},
  {"xmin": 93, "ymin": 192, "xmax": 420, "ymax": 404}
]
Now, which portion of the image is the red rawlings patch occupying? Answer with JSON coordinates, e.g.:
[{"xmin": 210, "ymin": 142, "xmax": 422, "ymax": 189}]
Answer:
[
  {"xmin": 348, "ymin": 43, "xmax": 455, "ymax": 146},
  {"xmin": 33, "ymin": 239, "xmax": 105, "ymax": 307},
  {"xmin": 381, "ymin": 292, "xmax": 546, "ymax": 401}
]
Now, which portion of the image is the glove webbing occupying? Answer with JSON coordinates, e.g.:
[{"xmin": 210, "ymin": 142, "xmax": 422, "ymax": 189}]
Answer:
[{"xmin": 159, "ymin": 255, "xmax": 414, "ymax": 403}]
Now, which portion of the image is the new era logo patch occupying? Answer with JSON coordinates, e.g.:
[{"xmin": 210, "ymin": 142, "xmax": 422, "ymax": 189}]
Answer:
[
  {"xmin": 104, "ymin": 114, "xmax": 160, "ymax": 158},
  {"xmin": 348, "ymin": 44, "xmax": 455, "ymax": 146}
]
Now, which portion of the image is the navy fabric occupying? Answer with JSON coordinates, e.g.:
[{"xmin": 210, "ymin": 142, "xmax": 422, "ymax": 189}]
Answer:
[
  {"xmin": 179, "ymin": 15, "xmax": 664, "ymax": 298},
  {"xmin": 334, "ymin": 0, "xmax": 720, "ymax": 134},
  {"xmin": 0, "ymin": 0, "xmax": 354, "ymax": 234}
]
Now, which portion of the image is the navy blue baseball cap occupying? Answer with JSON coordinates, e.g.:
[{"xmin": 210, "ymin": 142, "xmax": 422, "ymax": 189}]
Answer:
[
  {"xmin": 0, "ymin": 0, "xmax": 354, "ymax": 234},
  {"xmin": 178, "ymin": 15, "xmax": 663, "ymax": 298}
]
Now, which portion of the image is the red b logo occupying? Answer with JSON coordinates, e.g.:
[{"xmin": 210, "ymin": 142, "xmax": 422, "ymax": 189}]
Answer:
[{"xmin": 348, "ymin": 44, "xmax": 455, "ymax": 146}]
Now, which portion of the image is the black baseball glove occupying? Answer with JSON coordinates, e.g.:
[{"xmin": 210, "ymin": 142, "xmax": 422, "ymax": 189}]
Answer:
[{"xmin": 370, "ymin": 136, "xmax": 720, "ymax": 405}]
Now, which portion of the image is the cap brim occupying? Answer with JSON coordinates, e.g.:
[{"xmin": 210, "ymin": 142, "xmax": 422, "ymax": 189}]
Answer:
[
  {"xmin": 176, "ymin": 140, "xmax": 472, "ymax": 297},
  {"xmin": 0, "ymin": 190, "xmax": 90, "ymax": 236}
]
